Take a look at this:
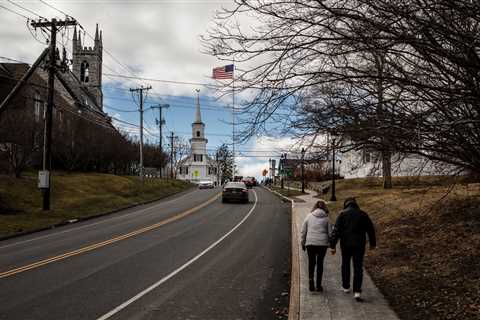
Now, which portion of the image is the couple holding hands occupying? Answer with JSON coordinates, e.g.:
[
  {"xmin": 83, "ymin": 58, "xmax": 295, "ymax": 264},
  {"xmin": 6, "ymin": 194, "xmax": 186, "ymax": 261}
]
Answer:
[{"xmin": 300, "ymin": 197, "xmax": 376, "ymax": 302}]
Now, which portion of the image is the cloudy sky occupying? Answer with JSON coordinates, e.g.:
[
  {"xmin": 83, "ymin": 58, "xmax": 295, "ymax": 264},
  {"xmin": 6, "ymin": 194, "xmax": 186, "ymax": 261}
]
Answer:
[{"xmin": 0, "ymin": 0, "xmax": 299, "ymax": 179}]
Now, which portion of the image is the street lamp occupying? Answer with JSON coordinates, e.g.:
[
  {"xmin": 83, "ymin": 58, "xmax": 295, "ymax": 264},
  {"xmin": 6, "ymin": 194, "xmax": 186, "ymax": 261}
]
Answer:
[
  {"xmin": 301, "ymin": 148, "xmax": 306, "ymax": 193},
  {"xmin": 330, "ymin": 134, "xmax": 337, "ymax": 201}
]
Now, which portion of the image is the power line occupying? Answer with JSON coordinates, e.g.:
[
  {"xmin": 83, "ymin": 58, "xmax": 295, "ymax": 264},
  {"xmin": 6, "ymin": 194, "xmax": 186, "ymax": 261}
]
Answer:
[
  {"xmin": 6, "ymin": 0, "xmax": 46, "ymax": 19},
  {"xmin": 0, "ymin": 4, "xmax": 30, "ymax": 19},
  {"xmin": 103, "ymin": 73, "xmax": 217, "ymax": 87},
  {"xmin": 38, "ymin": 0, "xmax": 72, "ymax": 18}
]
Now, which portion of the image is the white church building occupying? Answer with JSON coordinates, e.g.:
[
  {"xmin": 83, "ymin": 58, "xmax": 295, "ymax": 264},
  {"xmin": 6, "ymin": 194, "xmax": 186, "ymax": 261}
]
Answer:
[{"xmin": 176, "ymin": 92, "xmax": 219, "ymax": 184}]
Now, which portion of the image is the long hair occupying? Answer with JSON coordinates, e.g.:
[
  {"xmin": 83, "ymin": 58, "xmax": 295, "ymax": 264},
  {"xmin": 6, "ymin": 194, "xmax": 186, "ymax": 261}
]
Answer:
[{"xmin": 311, "ymin": 200, "xmax": 329, "ymax": 213}]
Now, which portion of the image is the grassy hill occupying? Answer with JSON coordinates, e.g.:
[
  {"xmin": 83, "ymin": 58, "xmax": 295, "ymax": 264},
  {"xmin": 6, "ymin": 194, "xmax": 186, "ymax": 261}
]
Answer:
[
  {"xmin": 310, "ymin": 176, "xmax": 480, "ymax": 320},
  {"xmin": 0, "ymin": 172, "xmax": 193, "ymax": 237}
]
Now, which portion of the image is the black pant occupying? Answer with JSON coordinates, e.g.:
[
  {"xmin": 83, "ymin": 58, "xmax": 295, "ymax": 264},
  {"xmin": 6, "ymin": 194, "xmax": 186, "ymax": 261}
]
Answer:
[
  {"xmin": 341, "ymin": 245, "xmax": 365, "ymax": 293},
  {"xmin": 306, "ymin": 245, "xmax": 328, "ymax": 286}
]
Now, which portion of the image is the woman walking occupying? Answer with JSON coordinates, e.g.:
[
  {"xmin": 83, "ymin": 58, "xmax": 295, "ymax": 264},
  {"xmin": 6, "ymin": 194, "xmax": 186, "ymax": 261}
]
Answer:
[{"xmin": 300, "ymin": 200, "xmax": 332, "ymax": 292}]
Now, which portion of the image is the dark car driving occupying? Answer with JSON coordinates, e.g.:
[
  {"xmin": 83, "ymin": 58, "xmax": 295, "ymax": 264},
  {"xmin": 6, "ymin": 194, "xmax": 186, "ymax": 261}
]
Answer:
[{"xmin": 222, "ymin": 182, "xmax": 249, "ymax": 203}]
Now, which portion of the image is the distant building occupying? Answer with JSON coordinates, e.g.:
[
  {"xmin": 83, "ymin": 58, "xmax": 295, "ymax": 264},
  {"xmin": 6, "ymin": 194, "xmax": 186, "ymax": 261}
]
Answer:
[
  {"xmin": 176, "ymin": 92, "xmax": 218, "ymax": 184},
  {"xmin": 340, "ymin": 146, "xmax": 453, "ymax": 179}
]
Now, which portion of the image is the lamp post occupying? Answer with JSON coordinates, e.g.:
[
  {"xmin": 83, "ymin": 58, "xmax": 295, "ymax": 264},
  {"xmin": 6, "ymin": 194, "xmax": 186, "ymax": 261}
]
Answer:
[
  {"xmin": 280, "ymin": 153, "xmax": 286, "ymax": 189},
  {"xmin": 330, "ymin": 136, "xmax": 337, "ymax": 201},
  {"xmin": 301, "ymin": 148, "xmax": 305, "ymax": 193}
]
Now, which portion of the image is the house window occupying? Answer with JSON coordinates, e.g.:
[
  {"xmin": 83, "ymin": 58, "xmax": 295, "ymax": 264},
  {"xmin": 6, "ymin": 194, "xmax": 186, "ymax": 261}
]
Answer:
[
  {"xmin": 194, "ymin": 154, "xmax": 203, "ymax": 162},
  {"xmin": 80, "ymin": 61, "xmax": 89, "ymax": 83},
  {"xmin": 362, "ymin": 150, "xmax": 371, "ymax": 163},
  {"xmin": 208, "ymin": 167, "xmax": 216, "ymax": 175},
  {"xmin": 196, "ymin": 131, "xmax": 200, "ymax": 137},
  {"xmin": 34, "ymin": 92, "xmax": 42, "ymax": 122}
]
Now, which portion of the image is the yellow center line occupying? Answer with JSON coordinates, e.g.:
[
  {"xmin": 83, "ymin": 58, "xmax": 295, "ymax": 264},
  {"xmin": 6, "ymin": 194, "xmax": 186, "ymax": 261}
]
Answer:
[{"xmin": 0, "ymin": 192, "xmax": 222, "ymax": 279}]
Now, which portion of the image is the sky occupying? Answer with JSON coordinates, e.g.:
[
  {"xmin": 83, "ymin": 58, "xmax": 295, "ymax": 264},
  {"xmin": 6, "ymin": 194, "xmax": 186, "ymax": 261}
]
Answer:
[{"xmin": 0, "ymin": 0, "xmax": 299, "ymax": 180}]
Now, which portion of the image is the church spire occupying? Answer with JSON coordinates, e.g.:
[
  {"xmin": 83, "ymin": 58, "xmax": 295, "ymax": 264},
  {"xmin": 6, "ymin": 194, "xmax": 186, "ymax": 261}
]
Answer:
[{"xmin": 194, "ymin": 89, "xmax": 202, "ymax": 124}]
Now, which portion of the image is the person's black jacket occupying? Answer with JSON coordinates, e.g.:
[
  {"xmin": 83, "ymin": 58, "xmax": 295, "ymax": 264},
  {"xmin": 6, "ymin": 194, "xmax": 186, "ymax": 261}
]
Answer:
[{"xmin": 330, "ymin": 200, "xmax": 376, "ymax": 249}]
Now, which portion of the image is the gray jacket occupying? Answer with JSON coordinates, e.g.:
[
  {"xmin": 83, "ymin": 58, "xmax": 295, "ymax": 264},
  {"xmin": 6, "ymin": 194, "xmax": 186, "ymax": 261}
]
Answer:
[{"xmin": 301, "ymin": 208, "xmax": 332, "ymax": 247}]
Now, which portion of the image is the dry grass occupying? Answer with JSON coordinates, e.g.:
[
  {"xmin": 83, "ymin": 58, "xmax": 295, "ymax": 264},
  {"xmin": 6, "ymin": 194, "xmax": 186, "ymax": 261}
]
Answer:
[
  {"xmin": 0, "ymin": 172, "xmax": 193, "ymax": 237},
  {"xmin": 315, "ymin": 176, "xmax": 480, "ymax": 320}
]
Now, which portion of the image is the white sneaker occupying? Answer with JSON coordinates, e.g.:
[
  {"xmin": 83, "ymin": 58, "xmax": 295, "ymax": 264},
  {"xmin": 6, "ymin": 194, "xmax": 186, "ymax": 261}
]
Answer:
[
  {"xmin": 342, "ymin": 287, "xmax": 350, "ymax": 293},
  {"xmin": 354, "ymin": 292, "xmax": 363, "ymax": 302}
]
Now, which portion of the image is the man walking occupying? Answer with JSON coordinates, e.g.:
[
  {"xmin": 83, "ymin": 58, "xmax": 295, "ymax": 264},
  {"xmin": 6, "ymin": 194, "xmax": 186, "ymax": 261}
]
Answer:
[{"xmin": 330, "ymin": 197, "xmax": 376, "ymax": 301}]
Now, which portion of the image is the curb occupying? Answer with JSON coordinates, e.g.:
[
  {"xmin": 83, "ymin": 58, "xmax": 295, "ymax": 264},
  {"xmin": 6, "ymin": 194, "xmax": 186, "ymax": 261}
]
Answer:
[
  {"xmin": 0, "ymin": 186, "xmax": 196, "ymax": 242},
  {"xmin": 264, "ymin": 186, "xmax": 300, "ymax": 320}
]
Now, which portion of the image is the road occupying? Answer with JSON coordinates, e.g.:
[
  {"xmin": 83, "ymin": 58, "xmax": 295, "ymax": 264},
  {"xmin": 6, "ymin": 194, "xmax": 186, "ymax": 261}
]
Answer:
[{"xmin": 0, "ymin": 186, "xmax": 291, "ymax": 320}]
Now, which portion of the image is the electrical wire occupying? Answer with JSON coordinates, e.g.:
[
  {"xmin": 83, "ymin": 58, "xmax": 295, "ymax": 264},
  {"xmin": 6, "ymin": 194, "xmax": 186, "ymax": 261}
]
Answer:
[
  {"xmin": 0, "ymin": 4, "xmax": 30, "ymax": 19},
  {"xmin": 38, "ymin": 0, "xmax": 72, "ymax": 18},
  {"xmin": 103, "ymin": 73, "xmax": 217, "ymax": 87},
  {"xmin": 6, "ymin": 0, "xmax": 46, "ymax": 19}
]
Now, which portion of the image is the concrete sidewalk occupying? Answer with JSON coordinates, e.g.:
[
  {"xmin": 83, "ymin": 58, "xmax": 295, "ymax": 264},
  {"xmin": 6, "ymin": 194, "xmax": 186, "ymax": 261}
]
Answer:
[{"xmin": 291, "ymin": 190, "xmax": 400, "ymax": 320}]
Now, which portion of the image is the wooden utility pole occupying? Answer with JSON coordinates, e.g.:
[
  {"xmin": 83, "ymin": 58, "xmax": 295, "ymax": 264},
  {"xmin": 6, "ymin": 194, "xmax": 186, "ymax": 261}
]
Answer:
[
  {"xmin": 151, "ymin": 103, "xmax": 169, "ymax": 177},
  {"xmin": 169, "ymin": 131, "xmax": 177, "ymax": 179},
  {"xmin": 30, "ymin": 18, "xmax": 76, "ymax": 210},
  {"xmin": 130, "ymin": 86, "xmax": 152, "ymax": 183}
]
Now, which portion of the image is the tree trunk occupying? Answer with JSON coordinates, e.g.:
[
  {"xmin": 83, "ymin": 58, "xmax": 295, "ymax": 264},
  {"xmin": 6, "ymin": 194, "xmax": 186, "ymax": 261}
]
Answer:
[{"xmin": 382, "ymin": 149, "xmax": 392, "ymax": 189}]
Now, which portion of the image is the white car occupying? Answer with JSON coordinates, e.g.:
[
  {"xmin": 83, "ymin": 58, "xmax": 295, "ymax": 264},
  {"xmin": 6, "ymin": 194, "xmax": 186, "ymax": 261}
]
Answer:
[{"xmin": 198, "ymin": 180, "xmax": 215, "ymax": 189}]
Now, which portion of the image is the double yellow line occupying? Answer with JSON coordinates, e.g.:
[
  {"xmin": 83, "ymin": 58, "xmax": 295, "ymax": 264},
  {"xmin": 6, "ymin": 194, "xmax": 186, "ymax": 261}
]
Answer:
[{"xmin": 0, "ymin": 192, "xmax": 221, "ymax": 279}]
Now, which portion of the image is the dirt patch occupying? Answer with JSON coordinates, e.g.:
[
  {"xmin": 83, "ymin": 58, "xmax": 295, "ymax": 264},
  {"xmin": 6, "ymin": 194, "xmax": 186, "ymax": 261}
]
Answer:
[{"xmin": 366, "ymin": 196, "xmax": 480, "ymax": 320}]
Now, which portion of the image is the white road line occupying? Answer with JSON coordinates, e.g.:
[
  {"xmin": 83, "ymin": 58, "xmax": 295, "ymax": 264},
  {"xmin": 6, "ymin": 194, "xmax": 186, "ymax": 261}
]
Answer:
[
  {"xmin": 0, "ymin": 189, "xmax": 206, "ymax": 250},
  {"xmin": 96, "ymin": 190, "xmax": 258, "ymax": 320}
]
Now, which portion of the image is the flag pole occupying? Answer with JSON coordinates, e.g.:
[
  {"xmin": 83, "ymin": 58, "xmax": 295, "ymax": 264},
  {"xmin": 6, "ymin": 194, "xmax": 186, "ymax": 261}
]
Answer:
[{"xmin": 232, "ymin": 57, "xmax": 235, "ymax": 181}]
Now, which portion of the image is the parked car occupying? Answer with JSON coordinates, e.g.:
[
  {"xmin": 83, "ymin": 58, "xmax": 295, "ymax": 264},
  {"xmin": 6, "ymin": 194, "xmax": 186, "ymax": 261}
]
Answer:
[
  {"xmin": 198, "ymin": 180, "xmax": 215, "ymax": 189},
  {"xmin": 222, "ymin": 182, "xmax": 249, "ymax": 203}
]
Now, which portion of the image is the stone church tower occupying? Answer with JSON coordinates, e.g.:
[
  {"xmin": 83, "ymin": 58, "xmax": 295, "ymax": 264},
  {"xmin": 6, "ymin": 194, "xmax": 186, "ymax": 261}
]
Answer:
[{"xmin": 71, "ymin": 24, "xmax": 103, "ymax": 109}]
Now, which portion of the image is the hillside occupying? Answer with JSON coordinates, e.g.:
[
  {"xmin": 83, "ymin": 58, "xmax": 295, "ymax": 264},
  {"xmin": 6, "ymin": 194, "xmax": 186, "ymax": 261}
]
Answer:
[{"xmin": 0, "ymin": 172, "xmax": 193, "ymax": 237}]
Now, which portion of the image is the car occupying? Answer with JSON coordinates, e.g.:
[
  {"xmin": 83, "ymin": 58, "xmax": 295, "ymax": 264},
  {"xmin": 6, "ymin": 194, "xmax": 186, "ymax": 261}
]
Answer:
[
  {"xmin": 243, "ymin": 176, "xmax": 257, "ymax": 188},
  {"xmin": 222, "ymin": 182, "xmax": 249, "ymax": 203},
  {"xmin": 198, "ymin": 180, "xmax": 215, "ymax": 189},
  {"xmin": 233, "ymin": 175, "xmax": 243, "ymax": 182},
  {"xmin": 242, "ymin": 177, "xmax": 254, "ymax": 188}
]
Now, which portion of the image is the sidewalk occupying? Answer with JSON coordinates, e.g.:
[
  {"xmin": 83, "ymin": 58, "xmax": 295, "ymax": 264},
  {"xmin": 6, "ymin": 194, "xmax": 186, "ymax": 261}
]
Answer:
[{"xmin": 290, "ymin": 189, "xmax": 400, "ymax": 320}]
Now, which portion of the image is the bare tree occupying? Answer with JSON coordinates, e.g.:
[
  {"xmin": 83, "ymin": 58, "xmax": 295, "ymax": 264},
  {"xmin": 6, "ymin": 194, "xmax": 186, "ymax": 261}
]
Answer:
[{"xmin": 203, "ymin": 0, "xmax": 480, "ymax": 178}]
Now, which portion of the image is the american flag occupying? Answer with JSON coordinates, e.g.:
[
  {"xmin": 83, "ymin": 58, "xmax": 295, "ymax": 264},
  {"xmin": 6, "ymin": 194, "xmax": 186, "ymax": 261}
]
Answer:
[{"xmin": 212, "ymin": 64, "xmax": 234, "ymax": 79}]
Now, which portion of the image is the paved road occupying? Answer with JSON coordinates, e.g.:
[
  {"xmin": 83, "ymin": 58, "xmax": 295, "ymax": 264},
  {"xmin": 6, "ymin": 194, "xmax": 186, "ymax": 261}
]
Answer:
[{"xmin": 0, "ymin": 186, "xmax": 290, "ymax": 320}]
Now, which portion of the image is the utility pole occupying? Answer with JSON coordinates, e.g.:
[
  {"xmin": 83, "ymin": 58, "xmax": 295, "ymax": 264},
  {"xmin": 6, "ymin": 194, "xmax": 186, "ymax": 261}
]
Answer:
[
  {"xmin": 30, "ymin": 18, "xmax": 76, "ymax": 211},
  {"xmin": 151, "ymin": 103, "xmax": 169, "ymax": 177},
  {"xmin": 130, "ymin": 85, "xmax": 152, "ymax": 183},
  {"xmin": 169, "ymin": 132, "xmax": 178, "ymax": 179}
]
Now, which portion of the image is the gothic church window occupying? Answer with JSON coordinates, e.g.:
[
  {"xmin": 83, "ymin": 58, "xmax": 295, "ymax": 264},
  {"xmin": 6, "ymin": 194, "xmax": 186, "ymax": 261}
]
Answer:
[
  {"xmin": 80, "ymin": 61, "xmax": 90, "ymax": 83},
  {"xmin": 196, "ymin": 131, "xmax": 200, "ymax": 137}
]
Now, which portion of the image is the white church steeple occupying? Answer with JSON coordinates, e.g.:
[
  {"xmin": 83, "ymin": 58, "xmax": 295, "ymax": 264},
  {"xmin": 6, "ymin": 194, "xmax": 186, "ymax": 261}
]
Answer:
[{"xmin": 190, "ymin": 89, "xmax": 208, "ymax": 152}]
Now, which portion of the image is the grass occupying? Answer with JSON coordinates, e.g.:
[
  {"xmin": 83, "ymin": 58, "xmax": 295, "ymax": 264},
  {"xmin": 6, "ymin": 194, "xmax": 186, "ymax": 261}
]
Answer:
[
  {"xmin": 269, "ymin": 185, "xmax": 308, "ymax": 201},
  {"xmin": 311, "ymin": 176, "xmax": 480, "ymax": 320},
  {"xmin": 0, "ymin": 172, "xmax": 194, "ymax": 237}
]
